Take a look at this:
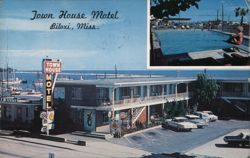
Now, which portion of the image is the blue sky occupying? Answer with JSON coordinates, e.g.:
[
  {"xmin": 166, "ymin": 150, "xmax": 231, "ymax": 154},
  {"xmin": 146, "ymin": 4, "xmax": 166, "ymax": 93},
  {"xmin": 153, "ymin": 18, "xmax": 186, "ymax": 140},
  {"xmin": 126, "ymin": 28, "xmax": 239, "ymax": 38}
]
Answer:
[
  {"xmin": 171, "ymin": 0, "xmax": 250, "ymax": 22},
  {"xmin": 0, "ymin": 0, "xmax": 147, "ymax": 70}
]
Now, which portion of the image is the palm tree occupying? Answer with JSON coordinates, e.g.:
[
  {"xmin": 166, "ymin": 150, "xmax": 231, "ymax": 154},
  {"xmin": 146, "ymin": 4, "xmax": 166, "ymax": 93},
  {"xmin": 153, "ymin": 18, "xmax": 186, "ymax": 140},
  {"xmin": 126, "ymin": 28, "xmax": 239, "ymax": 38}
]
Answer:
[{"xmin": 235, "ymin": 7, "xmax": 249, "ymax": 25}]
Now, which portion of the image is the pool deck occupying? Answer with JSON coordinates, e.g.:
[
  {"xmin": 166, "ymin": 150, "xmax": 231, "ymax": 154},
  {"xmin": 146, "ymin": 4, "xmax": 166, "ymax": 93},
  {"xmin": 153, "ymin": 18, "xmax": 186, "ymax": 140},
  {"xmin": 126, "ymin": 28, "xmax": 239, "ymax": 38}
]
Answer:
[{"xmin": 188, "ymin": 48, "xmax": 249, "ymax": 60}]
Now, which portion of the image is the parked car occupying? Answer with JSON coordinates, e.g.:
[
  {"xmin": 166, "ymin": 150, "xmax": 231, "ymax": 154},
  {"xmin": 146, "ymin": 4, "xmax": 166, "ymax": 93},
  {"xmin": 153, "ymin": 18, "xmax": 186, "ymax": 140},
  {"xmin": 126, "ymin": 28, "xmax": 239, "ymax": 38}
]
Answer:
[
  {"xmin": 162, "ymin": 117, "xmax": 197, "ymax": 132},
  {"xmin": 194, "ymin": 112, "xmax": 210, "ymax": 122},
  {"xmin": 185, "ymin": 115, "xmax": 208, "ymax": 128},
  {"xmin": 202, "ymin": 111, "xmax": 218, "ymax": 122},
  {"xmin": 223, "ymin": 132, "xmax": 250, "ymax": 147}
]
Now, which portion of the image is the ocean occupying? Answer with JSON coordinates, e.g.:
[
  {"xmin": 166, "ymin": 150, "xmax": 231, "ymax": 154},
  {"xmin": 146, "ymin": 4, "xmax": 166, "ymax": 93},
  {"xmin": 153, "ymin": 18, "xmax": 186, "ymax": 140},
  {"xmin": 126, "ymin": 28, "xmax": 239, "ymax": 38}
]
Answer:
[{"xmin": 0, "ymin": 69, "xmax": 249, "ymax": 90}]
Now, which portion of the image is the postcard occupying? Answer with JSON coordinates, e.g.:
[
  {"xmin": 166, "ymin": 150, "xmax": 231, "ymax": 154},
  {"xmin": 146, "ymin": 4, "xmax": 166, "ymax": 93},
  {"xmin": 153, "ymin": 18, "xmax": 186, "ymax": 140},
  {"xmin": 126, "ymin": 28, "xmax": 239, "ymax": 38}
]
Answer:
[{"xmin": 0, "ymin": 0, "xmax": 249, "ymax": 158}]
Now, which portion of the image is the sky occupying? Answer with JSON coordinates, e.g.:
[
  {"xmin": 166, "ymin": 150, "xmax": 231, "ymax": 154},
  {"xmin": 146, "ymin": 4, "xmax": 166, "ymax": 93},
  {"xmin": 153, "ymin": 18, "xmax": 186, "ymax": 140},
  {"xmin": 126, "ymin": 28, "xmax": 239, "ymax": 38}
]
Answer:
[
  {"xmin": 0, "ymin": 0, "xmax": 147, "ymax": 70},
  {"xmin": 171, "ymin": 0, "xmax": 250, "ymax": 22}
]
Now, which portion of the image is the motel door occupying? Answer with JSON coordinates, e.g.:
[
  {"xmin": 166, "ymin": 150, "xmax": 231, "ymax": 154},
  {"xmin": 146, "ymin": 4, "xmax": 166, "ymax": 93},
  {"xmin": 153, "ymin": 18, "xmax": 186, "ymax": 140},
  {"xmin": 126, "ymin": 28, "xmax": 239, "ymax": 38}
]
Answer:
[{"xmin": 84, "ymin": 110, "xmax": 96, "ymax": 131}]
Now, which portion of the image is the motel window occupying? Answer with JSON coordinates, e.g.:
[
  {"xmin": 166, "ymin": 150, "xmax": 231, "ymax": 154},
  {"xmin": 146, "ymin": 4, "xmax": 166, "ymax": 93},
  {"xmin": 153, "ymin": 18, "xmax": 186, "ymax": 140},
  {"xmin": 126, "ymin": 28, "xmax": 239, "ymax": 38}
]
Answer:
[
  {"xmin": 133, "ymin": 86, "xmax": 141, "ymax": 97},
  {"xmin": 72, "ymin": 87, "xmax": 82, "ymax": 100},
  {"xmin": 150, "ymin": 85, "xmax": 162, "ymax": 96},
  {"xmin": 103, "ymin": 111, "xmax": 109, "ymax": 123},
  {"xmin": 96, "ymin": 88, "xmax": 109, "ymax": 100},
  {"xmin": 121, "ymin": 87, "xmax": 130, "ymax": 98}
]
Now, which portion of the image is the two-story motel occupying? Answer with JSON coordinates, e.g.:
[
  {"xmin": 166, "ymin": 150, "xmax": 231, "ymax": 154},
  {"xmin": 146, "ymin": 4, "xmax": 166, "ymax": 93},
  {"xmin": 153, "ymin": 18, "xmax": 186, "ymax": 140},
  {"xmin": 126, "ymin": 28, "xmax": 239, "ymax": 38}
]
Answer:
[
  {"xmin": 1, "ymin": 76, "xmax": 249, "ymax": 133},
  {"xmin": 53, "ymin": 77, "xmax": 195, "ymax": 133}
]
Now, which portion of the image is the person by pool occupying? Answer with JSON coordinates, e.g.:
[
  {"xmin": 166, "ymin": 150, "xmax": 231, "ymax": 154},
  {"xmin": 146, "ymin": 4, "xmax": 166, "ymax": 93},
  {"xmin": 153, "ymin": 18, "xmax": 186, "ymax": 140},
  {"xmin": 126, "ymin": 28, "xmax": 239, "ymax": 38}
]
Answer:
[{"xmin": 226, "ymin": 26, "xmax": 243, "ymax": 45}]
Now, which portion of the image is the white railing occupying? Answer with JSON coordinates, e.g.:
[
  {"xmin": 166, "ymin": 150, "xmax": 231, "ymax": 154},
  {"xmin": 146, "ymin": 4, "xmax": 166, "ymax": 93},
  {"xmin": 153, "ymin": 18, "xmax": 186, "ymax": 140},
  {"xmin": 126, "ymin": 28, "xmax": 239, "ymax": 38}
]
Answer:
[
  {"xmin": 116, "ymin": 93, "xmax": 189, "ymax": 105},
  {"xmin": 97, "ymin": 92, "xmax": 190, "ymax": 106}
]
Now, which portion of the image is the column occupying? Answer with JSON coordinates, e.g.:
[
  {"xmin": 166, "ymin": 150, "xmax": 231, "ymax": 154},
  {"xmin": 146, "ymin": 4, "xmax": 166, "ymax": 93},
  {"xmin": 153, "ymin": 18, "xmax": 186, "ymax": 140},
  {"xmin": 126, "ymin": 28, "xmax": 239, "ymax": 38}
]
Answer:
[
  {"xmin": 130, "ymin": 87, "xmax": 134, "ymax": 99},
  {"xmin": 140, "ymin": 86, "xmax": 144, "ymax": 97},
  {"xmin": 147, "ymin": 105, "xmax": 150, "ymax": 124},
  {"xmin": 243, "ymin": 83, "xmax": 248, "ymax": 97},
  {"xmin": 186, "ymin": 83, "xmax": 189, "ymax": 93},
  {"xmin": 147, "ymin": 85, "xmax": 150, "ymax": 98}
]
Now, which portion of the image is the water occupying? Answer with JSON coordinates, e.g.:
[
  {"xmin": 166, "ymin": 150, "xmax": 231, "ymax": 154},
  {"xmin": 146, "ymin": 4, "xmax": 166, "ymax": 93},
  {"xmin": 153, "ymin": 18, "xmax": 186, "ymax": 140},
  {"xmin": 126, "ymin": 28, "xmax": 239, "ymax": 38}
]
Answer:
[
  {"xmin": 157, "ymin": 30, "xmax": 232, "ymax": 55},
  {"xmin": 8, "ymin": 70, "xmax": 249, "ymax": 90}
]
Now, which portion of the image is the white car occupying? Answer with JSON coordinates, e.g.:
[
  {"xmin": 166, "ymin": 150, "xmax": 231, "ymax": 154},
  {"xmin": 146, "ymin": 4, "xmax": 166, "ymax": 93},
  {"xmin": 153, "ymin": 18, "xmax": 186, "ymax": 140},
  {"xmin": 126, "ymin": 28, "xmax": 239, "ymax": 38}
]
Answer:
[
  {"xmin": 194, "ymin": 112, "xmax": 210, "ymax": 123},
  {"xmin": 162, "ymin": 117, "xmax": 197, "ymax": 132},
  {"xmin": 185, "ymin": 114, "xmax": 208, "ymax": 128},
  {"xmin": 203, "ymin": 111, "xmax": 218, "ymax": 122}
]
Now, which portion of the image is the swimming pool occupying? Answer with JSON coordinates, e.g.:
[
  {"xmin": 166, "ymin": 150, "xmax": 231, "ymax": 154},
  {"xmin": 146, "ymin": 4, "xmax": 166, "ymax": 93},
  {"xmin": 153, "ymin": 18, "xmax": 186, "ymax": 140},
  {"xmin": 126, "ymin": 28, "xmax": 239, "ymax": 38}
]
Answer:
[{"xmin": 157, "ymin": 30, "xmax": 232, "ymax": 55}]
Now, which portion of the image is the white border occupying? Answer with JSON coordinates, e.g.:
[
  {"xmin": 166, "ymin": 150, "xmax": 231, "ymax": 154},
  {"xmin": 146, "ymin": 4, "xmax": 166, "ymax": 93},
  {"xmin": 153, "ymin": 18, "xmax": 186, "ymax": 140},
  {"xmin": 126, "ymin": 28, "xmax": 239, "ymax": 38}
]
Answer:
[{"xmin": 146, "ymin": 0, "xmax": 250, "ymax": 70}]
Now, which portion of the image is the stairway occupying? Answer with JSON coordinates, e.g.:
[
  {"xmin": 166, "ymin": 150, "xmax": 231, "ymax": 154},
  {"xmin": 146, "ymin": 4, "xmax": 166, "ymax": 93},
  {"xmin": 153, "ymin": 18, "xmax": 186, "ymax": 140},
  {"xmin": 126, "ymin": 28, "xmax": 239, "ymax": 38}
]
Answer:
[
  {"xmin": 132, "ymin": 106, "xmax": 146, "ymax": 125},
  {"xmin": 219, "ymin": 98, "xmax": 248, "ymax": 120}
]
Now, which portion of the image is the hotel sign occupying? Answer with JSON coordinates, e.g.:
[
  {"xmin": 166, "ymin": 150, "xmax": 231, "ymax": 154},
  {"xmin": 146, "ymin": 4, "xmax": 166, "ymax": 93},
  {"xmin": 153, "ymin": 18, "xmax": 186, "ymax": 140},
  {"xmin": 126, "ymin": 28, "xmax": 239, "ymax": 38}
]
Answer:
[
  {"xmin": 41, "ymin": 59, "xmax": 62, "ymax": 135},
  {"xmin": 45, "ymin": 73, "xmax": 53, "ymax": 109},
  {"xmin": 44, "ymin": 61, "xmax": 62, "ymax": 74}
]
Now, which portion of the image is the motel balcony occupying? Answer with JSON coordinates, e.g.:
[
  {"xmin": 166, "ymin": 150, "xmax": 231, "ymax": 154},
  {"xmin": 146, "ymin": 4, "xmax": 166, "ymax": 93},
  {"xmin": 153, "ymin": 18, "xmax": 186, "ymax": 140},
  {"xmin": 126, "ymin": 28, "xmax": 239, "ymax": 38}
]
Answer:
[{"xmin": 96, "ymin": 92, "xmax": 191, "ymax": 110}]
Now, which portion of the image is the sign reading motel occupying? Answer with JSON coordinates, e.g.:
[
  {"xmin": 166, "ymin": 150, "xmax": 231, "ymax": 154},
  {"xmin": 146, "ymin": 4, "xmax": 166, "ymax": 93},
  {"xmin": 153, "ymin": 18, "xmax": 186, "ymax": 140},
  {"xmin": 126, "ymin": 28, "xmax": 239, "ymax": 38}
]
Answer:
[{"xmin": 45, "ymin": 73, "xmax": 53, "ymax": 109}]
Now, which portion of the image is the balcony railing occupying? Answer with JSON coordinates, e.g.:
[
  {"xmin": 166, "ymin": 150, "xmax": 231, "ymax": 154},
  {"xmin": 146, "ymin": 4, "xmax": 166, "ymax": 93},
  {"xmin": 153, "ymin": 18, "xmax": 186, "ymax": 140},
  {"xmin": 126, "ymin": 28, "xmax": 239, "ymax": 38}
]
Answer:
[{"xmin": 97, "ymin": 92, "xmax": 190, "ymax": 106}]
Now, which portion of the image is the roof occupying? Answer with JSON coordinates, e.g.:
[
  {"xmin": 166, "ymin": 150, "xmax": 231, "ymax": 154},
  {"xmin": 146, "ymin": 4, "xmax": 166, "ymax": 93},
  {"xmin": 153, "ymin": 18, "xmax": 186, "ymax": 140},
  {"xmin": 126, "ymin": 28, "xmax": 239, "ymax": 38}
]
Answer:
[
  {"xmin": 55, "ymin": 77, "xmax": 196, "ymax": 88},
  {"xmin": 215, "ymin": 77, "xmax": 250, "ymax": 83}
]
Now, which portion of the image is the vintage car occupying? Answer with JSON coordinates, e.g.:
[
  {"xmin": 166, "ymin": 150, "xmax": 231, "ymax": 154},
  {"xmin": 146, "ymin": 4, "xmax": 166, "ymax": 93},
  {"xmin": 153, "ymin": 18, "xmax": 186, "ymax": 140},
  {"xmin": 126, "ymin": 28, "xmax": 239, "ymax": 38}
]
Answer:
[
  {"xmin": 185, "ymin": 115, "xmax": 208, "ymax": 128},
  {"xmin": 202, "ymin": 111, "xmax": 218, "ymax": 122},
  {"xmin": 224, "ymin": 132, "xmax": 250, "ymax": 147},
  {"xmin": 194, "ymin": 112, "xmax": 210, "ymax": 122},
  {"xmin": 162, "ymin": 117, "xmax": 197, "ymax": 132}
]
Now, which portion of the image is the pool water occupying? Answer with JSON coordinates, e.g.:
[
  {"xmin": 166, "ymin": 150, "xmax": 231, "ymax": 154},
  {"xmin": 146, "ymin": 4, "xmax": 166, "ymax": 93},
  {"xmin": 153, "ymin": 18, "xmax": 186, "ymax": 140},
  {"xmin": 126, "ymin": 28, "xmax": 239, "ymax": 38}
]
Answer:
[{"xmin": 157, "ymin": 30, "xmax": 232, "ymax": 55}]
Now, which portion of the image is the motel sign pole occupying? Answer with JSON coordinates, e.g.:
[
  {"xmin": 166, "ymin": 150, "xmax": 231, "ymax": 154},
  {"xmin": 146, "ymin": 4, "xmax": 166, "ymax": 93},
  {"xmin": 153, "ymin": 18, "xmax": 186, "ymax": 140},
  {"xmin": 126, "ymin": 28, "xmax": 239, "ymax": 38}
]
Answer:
[{"xmin": 42, "ymin": 58, "xmax": 62, "ymax": 135}]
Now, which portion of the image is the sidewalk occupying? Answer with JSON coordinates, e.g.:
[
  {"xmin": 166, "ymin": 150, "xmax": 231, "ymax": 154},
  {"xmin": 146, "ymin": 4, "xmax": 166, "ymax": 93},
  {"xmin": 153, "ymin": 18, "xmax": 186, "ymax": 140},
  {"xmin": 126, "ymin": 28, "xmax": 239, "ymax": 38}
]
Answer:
[
  {"xmin": 185, "ymin": 129, "xmax": 250, "ymax": 158},
  {"xmin": 0, "ymin": 135, "xmax": 150, "ymax": 158}
]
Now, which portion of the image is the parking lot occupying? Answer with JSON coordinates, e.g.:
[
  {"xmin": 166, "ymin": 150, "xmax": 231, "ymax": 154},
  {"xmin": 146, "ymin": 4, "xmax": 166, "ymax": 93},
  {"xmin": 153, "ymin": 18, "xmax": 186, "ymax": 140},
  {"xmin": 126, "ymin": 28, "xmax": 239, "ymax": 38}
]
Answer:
[{"xmin": 108, "ymin": 120, "xmax": 250, "ymax": 154}]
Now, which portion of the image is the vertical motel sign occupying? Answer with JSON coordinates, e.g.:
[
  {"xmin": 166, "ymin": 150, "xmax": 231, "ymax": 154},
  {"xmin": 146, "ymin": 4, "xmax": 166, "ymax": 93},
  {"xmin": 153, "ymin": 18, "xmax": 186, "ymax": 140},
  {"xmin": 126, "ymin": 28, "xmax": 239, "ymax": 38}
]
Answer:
[
  {"xmin": 42, "ymin": 59, "xmax": 62, "ymax": 110},
  {"xmin": 41, "ymin": 59, "xmax": 61, "ymax": 135}
]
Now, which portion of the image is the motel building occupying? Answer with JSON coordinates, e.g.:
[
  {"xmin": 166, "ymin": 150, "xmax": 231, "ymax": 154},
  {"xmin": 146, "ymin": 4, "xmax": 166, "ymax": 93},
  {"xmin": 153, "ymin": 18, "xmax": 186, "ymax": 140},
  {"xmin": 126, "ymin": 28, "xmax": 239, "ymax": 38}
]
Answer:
[
  {"xmin": 0, "ymin": 96, "xmax": 42, "ymax": 130},
  {"xmin": 53, "ymin": 77, "xmax": 195, "ymax": 133}
]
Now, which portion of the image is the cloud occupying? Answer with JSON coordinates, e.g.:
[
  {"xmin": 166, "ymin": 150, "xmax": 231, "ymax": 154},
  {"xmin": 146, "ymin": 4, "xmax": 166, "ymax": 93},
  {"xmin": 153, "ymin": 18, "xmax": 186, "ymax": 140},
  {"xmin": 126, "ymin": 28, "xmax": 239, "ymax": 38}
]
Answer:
[{"xmin": 0, "ymin": 17, "xmax": 119, "ymax": 31}]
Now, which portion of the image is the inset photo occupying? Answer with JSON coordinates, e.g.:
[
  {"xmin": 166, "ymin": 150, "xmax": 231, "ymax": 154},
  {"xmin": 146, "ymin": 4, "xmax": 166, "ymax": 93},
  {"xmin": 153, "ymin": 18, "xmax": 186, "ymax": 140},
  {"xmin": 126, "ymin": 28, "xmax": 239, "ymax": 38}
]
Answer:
[{"xmin": 149, "ymin": 0, "xmax": 250, "ymax": 67}]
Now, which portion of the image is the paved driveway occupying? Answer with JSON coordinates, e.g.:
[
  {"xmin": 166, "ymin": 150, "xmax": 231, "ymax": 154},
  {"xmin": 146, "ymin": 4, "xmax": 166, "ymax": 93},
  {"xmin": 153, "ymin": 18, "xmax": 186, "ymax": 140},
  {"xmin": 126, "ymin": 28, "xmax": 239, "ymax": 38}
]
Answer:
[{"xmin": 108, "ymin": 120, "xmax": 250, "ymax": 154}]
